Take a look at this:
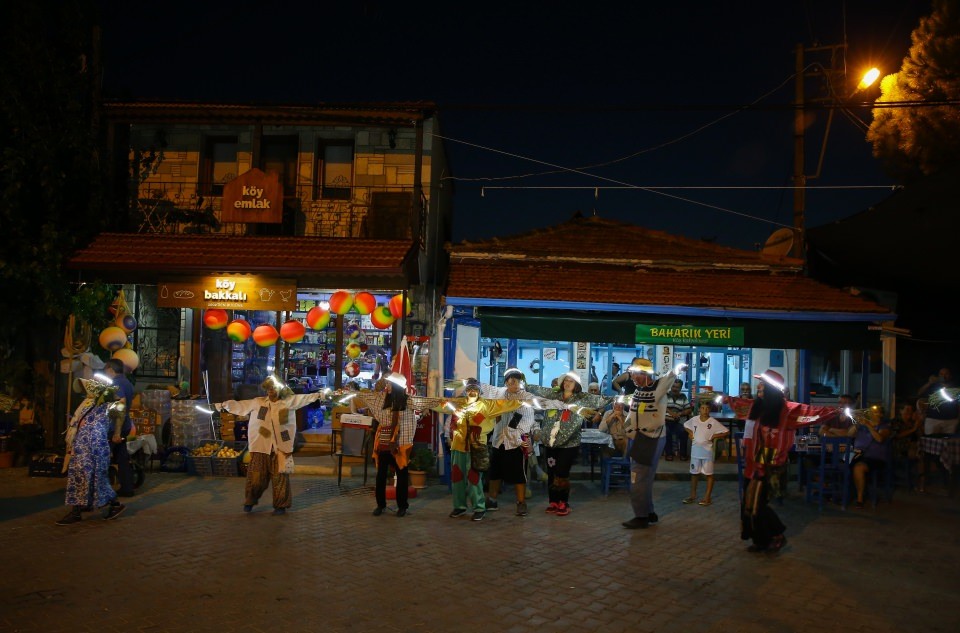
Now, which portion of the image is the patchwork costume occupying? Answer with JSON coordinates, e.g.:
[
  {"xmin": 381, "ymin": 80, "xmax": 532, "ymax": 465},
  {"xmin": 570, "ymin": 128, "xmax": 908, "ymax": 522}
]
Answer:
[
  {"xmin": 448, "ymin": 397, "xmax": 524, "ymax": 516},
  {"xmin": 525, "ymin": 384, "xmax": 612, "ymax": 511},
  {"xmin": 221, "ymin": 391, "xmax": 323, "ymax": 512}
]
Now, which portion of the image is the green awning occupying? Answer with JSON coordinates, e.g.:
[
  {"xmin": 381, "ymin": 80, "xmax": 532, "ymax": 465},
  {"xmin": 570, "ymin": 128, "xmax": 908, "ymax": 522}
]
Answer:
[{"xmin": 478, "ymin": 308, "xmax": 882, "ymax": 349}]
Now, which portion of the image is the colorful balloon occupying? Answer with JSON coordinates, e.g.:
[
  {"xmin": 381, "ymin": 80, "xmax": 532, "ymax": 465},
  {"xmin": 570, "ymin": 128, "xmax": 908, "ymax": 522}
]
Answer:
[
  {"xmin": 306, "ymin": 305, "xmax": 331, "ymax": 330},
  {"xmin": 112, "ymin": 348, "xmax": 140, "ymax": 372},
  {"xmin": 345, "ymin": 322, "xmax": 362, "ymax": 339},
  {"xmin": 388, "ymin": 294, "xmax": 412, "ymax": 319},
  {"xmin": 252, "ymin": 324, "xmax": 279, "ymax": 347},
  {"xmin": 226, "ymin": 319, "xmax": 252, "ymax": 343},
  {"xmin": 99, "ymin": 326, "xmax": 128, "ymax": 352},
  {"xmin": 116, "ymin": 314, "xmax": 137, "ymax": 334},
  {"xmin": 204, "ymin": 309, "xmax": 229, "ymax": 330},
  {"xmin": 353, "ymin": 291, "xmax": 376, "ymax": 315},
  {"xmin": 344, "ymin": 361, "xmax": 360, "ymax": 377},
  {"xmin": 370, "ymin": 305, "xmax": 396, "ymax": 330},
  {"xmin": 280, "ymin": 320, "xmax": 306, "ymax": 343},
  {"xmin": 345, "ymin": 342, "xmax": 362, "ymax": 358},
  {"xmin": 329, "ymin": 291, "xmax": 354, "ymax": 315}
]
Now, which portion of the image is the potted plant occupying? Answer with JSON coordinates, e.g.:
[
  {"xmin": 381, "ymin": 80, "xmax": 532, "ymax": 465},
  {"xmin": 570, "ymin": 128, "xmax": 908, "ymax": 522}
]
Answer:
[{"xmin": 408, "ymin": 446, "xmax": 436, "ymax": 489}]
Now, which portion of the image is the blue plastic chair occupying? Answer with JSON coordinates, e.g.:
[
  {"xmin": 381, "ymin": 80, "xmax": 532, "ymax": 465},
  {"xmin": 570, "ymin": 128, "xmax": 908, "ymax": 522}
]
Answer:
[
  {"xmin": 805, "ymin": 436, "xmax": 852, "ymax": 511},
  {"xmin": 867, "ymin": 441, "xmax": 895, "ymax": 507},
  {"xmin": 600, "ymin": 445, "xmax": 631, "ymax": 496}
]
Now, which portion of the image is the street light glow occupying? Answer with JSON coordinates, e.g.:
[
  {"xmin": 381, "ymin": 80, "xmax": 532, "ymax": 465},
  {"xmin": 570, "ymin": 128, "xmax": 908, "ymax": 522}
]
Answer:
[{"xmin": 857, "ymin": 67, "xmax": 880, "ymax": 91}]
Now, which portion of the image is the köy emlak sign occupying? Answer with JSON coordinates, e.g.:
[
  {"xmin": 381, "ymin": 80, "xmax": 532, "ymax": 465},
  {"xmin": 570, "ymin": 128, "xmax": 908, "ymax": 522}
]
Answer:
[{"xmin": 220, "ymin": 168, "xmax": 282, "ymax": 223}]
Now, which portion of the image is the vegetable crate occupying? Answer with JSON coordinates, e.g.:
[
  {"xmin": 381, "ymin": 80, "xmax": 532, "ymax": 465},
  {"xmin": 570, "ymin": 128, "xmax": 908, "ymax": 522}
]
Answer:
[
  {"xmin": 210, "ymin": 441, "xmax": 247, "ymax": 477},
  {"xmin": 186, "ymin": 440, "xmax": 222, "ymax": 476}
]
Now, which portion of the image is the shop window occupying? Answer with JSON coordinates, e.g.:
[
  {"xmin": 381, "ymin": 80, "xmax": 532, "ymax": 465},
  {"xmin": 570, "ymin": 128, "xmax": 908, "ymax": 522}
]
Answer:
[
  {"xmin": 128, "ymin": 286, "xmax": 180, "ymax": 379},
  {"xmin": 262, "ymin": 135, "xmax": 299, "ymax": 197},
  {"xmin": 200, "ymin": 136, "xmax": 238, "ymax": 196},
  {"xmin": 315, "ymin": 141, "xmax": 353, "ymax": 200}
]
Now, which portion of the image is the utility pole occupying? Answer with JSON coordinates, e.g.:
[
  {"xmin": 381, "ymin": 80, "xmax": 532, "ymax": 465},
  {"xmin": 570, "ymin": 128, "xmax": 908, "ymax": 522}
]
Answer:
[
  {"xmin": 791, "ymin": 42, "xmax": 847, "ymax": 261},
  {"xmin": 793, "ymin": 43, "xmax": 806, "ymax": 260}
]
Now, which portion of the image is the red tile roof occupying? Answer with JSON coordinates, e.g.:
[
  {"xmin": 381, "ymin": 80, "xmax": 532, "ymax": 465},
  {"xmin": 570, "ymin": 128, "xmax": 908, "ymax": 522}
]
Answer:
[
  {"xmin": 67, "ymin": 233, "xmax": 417, "ymax": 288},
  {"xmin": 446, "ymin": 216, "xmax": 892, "ymax": 318}
]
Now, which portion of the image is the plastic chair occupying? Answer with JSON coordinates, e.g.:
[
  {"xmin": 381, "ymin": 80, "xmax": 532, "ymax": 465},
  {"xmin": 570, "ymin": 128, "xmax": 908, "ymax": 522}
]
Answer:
[
  {"xmin": 805, "ymin": 436, "xmax": 852, "ymax": 511},
  {"xmin": 867, "ymin": 442, "xmax": 895, "ymax": 507},
  {"xmin": 599, "ymin": 447, "xmax": 631, "ymax": 496},
  {"xmin": 335, "ymin": 425, "xmax": 370, "ymax": 486}
]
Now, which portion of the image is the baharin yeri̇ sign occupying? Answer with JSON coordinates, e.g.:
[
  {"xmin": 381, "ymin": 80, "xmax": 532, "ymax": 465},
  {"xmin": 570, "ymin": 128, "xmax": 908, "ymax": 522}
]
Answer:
[{"xmin": 635, "ymin": 324, "xmax": 744, "ymax": 346}]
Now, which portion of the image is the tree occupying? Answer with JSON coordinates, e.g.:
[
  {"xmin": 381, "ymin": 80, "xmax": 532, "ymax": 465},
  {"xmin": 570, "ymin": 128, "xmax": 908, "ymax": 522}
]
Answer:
[
  {"xmin": 866, "ymin": 0, "xmax": 960, "ymax": 180},
  {"xmin": 0, "ymin": 0, "xmax": 105, "ymax": 406}
]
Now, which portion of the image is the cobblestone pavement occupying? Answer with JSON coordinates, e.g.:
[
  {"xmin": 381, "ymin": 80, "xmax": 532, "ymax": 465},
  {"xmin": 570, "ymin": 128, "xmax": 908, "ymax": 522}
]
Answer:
[{"xmin": 0, "ymin": 460, "xmax": 958, "ymax": 633}]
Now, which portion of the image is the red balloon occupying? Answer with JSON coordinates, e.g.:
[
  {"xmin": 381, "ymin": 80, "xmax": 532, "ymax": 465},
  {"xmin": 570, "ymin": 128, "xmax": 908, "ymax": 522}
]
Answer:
[
  {"xmin": 280, "ymin": 320, "xmax": 306, "ymax": 343},
  {"xmin": 252, "ymin": 324, "xmax": 279, "ymax": 347},
  {"xmin": 389, "ymin": 294, "xmax": 412, "ymax": 319},
  {"xmin": 204, "ymin": 309, "xmax": 229, "ymax": 330},
  {"xmin": 370, "ymin": 305, "xmax": 396, "ymax": 329},
  {"xmin": 353, "ymin": 291, "xmax": 377, "ymax": 315},
  {"xmin": 306, "ymin": 305, "xmax": 331, "ymax": 330},
  {"xmin": 227, "ymin": 319, "xmax": 252, "ymax": 343},
  {"xmin": 329, "ymin": 291, "xmax": 354, "ymax": 315}
]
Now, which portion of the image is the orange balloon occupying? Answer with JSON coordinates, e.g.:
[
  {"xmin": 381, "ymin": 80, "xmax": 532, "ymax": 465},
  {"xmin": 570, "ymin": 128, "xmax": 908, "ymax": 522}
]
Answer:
[
  {"xmin": 280, "ymin": 320, "xmax": 306, "ymax": 343},
  {"xmin": 252, "ymin": 324, "xmax": 279, "ymax": 347},
  {"xmin": 329, "ymin": 291, "xmax": 354, "ymax": 315},
  {"xmin": 204, "ymin": 309, "xmax": 229, "ymax": 330}
]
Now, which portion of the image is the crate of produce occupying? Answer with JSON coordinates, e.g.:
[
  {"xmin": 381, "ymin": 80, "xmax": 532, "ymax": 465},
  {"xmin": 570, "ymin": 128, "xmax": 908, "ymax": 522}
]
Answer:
[
  {"xmin": 210, "ymin": 441, "xmax": 246, "ymax": 477},
  {"xmin": 185, "ymin": 440, "xmax": 222, "ymax": 476}
]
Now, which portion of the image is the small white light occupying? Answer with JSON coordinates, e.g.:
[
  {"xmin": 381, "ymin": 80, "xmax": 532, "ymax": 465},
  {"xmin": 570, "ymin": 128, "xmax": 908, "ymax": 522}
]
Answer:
[
  {"xmin": 714, "ymin": 395, "xmax": 723, "ymax": 404},
  {"xmin": 93, "ymin": 372, "xmax": 114, "ymax": 384},
  {"xmin": 195, "ymin": 404, "xmax": 214, "ymax": 414},
  {"xmin": 939, "ymin": 388, "xmax": 954, "ymax": 402}
]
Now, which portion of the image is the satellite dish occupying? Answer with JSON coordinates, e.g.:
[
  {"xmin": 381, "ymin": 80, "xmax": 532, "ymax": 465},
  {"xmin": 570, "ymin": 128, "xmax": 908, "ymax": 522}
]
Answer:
[{"xmin": 762, "ymin": 229, "xmax": 795, "ymax": 257}]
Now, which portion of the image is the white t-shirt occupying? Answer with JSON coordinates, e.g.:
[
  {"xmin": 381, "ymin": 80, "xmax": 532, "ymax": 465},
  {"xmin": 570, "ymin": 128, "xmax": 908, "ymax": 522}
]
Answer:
[{"xmin": 684, "ymin": 416, "xmax": 729, "ymax": 460}]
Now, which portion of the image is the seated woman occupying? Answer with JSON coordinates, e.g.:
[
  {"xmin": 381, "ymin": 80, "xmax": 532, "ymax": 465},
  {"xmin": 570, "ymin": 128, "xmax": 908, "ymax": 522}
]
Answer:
[{"xmin": 849, "ymin": 404, "xmax": 893, "ymax": 509}]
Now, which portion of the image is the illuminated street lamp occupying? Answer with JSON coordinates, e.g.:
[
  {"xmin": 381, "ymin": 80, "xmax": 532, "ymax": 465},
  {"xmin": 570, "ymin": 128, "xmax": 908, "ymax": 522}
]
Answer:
[{"xmin": 792, "ymin": 46, "xmax": 882, "ymax": 260}]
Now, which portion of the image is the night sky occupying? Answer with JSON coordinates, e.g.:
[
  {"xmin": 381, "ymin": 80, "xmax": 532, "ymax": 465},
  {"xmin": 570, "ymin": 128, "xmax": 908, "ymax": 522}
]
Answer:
[{"xmin": 98, "ymin": 0, "xmax": 932, "ymax": 250}]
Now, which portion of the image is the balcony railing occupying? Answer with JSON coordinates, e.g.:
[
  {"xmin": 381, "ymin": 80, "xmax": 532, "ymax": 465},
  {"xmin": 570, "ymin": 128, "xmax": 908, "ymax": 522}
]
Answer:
[{"xmin": 131, "ymin": 180, "xmax": 427, "ymax": 246}]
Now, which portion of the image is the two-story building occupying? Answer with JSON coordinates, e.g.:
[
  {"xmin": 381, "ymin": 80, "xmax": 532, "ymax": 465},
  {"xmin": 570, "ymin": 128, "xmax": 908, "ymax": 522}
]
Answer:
[{"xmin": 66, "ymin": 101, "xmax": 452, "ymax": 420}]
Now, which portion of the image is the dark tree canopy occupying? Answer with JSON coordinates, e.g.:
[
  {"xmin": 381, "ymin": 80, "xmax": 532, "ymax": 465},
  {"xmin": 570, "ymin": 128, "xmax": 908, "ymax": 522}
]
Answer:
[
  {"xmin": 0, "ymin": 0, "xmax": 105, "ymax": 396},
  {"xmin": 867, "ymin": 0, "xmax": 960, "ymax": 181}
]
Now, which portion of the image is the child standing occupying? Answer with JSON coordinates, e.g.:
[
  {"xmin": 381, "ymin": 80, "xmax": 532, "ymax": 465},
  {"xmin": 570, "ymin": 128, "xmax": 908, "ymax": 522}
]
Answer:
[{"xmin": 682, "ymin": 400, "xmax": 729, "ymax": 506}]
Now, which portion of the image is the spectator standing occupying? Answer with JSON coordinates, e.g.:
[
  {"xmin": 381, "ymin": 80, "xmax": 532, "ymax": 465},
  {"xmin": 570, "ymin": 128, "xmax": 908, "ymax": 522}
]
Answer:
[
  {"xmin": 620, "ymin": 358, "xmax": 685, "ymax": 529},
  {"xmin": 917, "ymin": 367, "xmax": 959, "ymax": 435},
  {"xmin": 218, "ymin": 376, "xmax": 324, "ymax": 515},
  {"xmin": 683, "ymin": 400, "xmax": 729, "ymax": 506},
  {"xmin": 57, "ymin": 379, "xmax": 126, "ymax": 525},
  {"xmin": 611, "ymin": 357, "xmax": 643, "ymax": 395},
  {"xmin": 103, "ymin": 358, "xmax": 136, "ymax": 497},
  {"xmin": 664, "ymin": 379, "xmax": 692, "ymax": 461}
]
